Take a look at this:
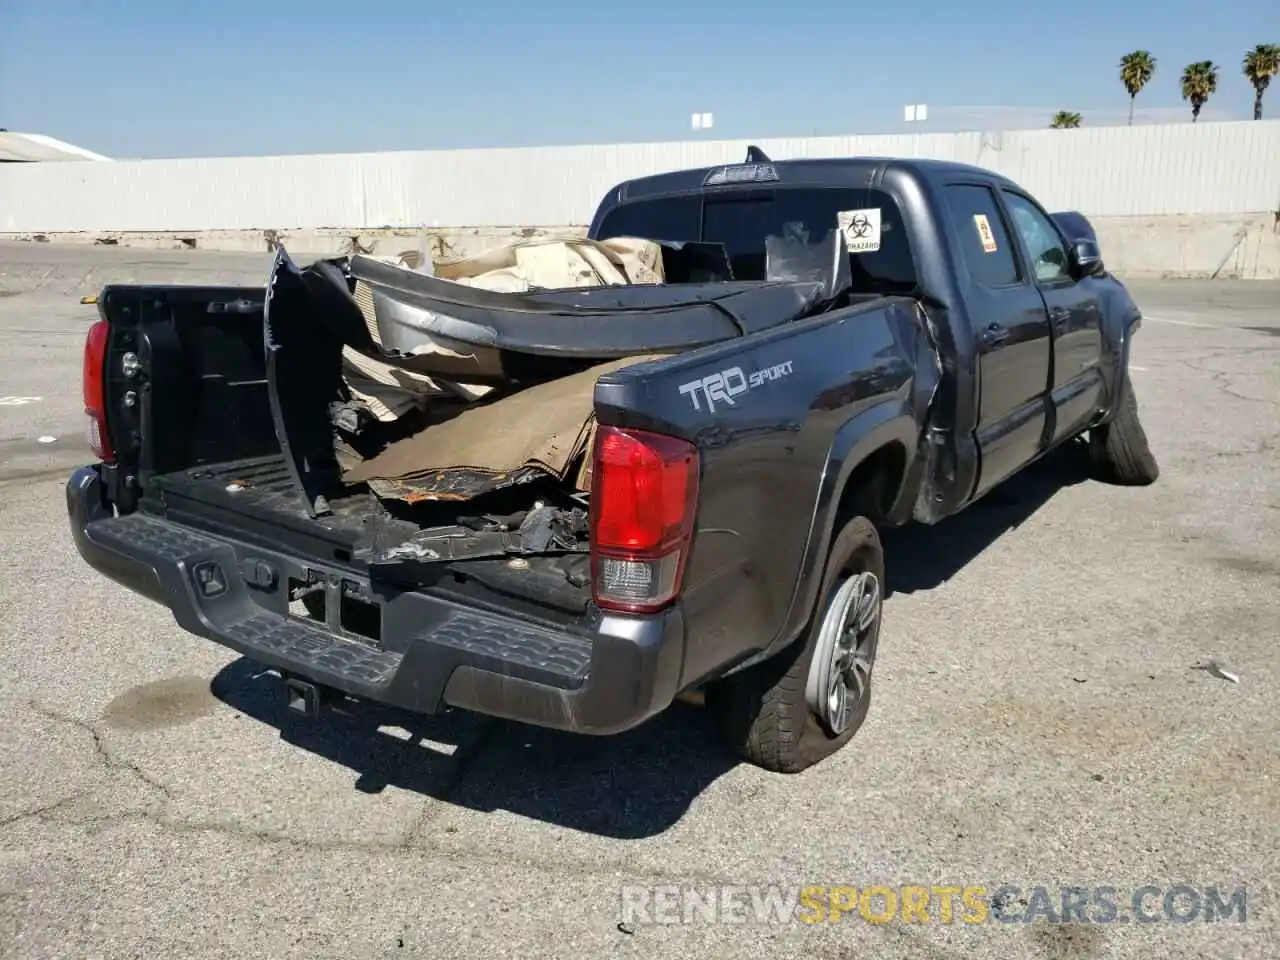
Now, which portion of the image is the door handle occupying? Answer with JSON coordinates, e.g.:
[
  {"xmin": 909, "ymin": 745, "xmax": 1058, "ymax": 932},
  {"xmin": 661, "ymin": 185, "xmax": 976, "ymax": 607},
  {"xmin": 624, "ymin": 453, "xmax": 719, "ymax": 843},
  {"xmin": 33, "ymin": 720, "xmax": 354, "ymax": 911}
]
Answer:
[
  {"xmin": 1050, "ymin": 307, "xmax": 1071, "ymax": 328},
  {"xmin": 979, "ymin": 323, "xmax": 1010, "ymax": 347}
]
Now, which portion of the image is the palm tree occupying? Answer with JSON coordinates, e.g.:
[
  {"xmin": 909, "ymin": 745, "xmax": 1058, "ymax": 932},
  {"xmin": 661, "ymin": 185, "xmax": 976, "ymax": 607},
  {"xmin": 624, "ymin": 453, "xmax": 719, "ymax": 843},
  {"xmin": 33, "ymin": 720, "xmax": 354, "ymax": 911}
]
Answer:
[
  {"xmin": 1050, "ymin": 111, "xmax": 1082, "ymax": 128},
  {"xmin": 1181, "ymin": 61, "xmax": 1220, "ymax": 121},
  {"xmin": 1243, "ymin": 44, "xmax": 1280, "ymax": 120},
  {"xmin": 1119, "ymin": 51, "xmax": 1157, "ymax": 125}
]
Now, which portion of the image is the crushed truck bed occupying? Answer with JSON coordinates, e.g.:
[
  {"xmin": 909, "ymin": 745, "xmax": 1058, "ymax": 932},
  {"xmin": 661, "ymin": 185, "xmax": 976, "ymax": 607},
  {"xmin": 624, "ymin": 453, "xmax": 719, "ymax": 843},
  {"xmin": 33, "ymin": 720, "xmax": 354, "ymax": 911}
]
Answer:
[
  {"xmin": 152, "ymin": 454, "xmax": 596, "ymax": 611},
  {"xmin": 259, "ymin": 229, "xmax": 853, "ymax": 523},
  {"xmin": 341, "ymin": 353, "xmax": 667, "ymax": 503}
]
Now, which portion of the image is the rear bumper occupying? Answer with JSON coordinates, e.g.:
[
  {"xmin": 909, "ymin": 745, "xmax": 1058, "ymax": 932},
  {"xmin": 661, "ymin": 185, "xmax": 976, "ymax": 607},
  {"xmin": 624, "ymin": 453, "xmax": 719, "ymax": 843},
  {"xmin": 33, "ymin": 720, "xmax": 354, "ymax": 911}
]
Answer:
[{"xmin": 66, "ymin": 466, "xmax": 684, "ymax": 735}]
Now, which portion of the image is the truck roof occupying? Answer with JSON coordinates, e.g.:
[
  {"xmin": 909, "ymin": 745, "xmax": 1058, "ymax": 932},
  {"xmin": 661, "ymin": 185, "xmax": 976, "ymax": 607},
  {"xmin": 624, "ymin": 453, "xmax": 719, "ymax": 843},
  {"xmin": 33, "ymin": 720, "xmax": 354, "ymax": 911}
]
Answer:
[{"xmin": 605, "ymin": 154, "xmax": 1018, "ymax": 205}]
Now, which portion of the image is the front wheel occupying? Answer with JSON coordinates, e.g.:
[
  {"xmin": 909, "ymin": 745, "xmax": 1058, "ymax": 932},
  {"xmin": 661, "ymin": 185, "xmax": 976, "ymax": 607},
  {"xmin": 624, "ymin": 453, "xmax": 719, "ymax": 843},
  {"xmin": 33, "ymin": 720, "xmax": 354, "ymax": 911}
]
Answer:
[
  {"xmin": 1090, "ymin": 372, "xmax": 1159, "ymax": 485},
  {"xmin": 706, "ymin": 517, "xmax": 885, "ymax": 774}
]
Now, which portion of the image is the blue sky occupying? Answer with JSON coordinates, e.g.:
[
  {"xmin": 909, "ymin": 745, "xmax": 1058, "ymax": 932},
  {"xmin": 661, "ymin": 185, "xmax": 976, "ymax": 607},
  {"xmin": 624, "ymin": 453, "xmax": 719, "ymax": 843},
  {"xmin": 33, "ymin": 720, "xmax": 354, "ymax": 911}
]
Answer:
[{"xmin": 1, "ymin": 0, "xmax": 1275, "ymax": 158}]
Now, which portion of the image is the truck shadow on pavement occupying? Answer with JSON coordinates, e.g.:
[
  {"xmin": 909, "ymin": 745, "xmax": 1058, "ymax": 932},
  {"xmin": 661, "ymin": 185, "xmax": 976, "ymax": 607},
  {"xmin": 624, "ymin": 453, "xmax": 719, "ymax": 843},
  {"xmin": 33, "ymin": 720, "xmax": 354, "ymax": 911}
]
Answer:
[
  {"xmin": 880, "ymin": 436, "xmax": 1093, "ymax": 596},
  {"xmin": 209, "ymin": 437, "xmax": 1096, "ymax": 837},
  {"xmin": 210, "ymin": 658, "xmax": 732, "ymax": 838}
]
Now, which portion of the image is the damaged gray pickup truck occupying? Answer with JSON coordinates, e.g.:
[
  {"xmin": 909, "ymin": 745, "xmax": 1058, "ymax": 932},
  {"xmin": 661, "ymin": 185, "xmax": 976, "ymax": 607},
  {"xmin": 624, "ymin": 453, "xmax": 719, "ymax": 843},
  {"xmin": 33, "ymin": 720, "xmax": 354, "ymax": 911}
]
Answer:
[{"xmin": 67, "ymin": 151, "xmax": 1159, "ymax": 773}]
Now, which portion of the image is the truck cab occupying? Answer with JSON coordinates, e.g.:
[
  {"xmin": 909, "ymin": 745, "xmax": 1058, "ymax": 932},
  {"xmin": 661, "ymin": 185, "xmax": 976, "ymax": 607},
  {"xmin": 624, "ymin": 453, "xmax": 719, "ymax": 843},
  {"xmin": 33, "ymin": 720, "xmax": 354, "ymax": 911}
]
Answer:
[{"xmin": 587, "ymin": 154, "xmax": 1143, "ymax": 515}]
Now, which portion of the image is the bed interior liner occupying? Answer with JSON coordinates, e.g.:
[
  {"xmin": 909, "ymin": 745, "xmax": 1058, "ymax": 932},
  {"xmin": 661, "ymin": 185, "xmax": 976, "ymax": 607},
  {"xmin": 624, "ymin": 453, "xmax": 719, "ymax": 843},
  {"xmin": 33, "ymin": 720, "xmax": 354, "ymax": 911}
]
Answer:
[
  {"xmin": 149, "ymin": 455, "xmax": 420, "ymax": 557},
  {"xmin": 148, "ymin": 455, "xmax": 596, "ymax": 615}
]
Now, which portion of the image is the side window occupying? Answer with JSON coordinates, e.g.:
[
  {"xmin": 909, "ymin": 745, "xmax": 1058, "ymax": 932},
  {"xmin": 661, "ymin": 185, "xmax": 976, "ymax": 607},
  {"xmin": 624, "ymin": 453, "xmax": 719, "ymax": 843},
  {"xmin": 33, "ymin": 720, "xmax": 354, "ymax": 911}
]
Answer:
[
  {"xmin": 1001, "ymin": 191, "xmax": 1071, "ymax": 284},
  {"xmin": 942, "ymin": 184, "xmax": 1020, "ymax": 287}
]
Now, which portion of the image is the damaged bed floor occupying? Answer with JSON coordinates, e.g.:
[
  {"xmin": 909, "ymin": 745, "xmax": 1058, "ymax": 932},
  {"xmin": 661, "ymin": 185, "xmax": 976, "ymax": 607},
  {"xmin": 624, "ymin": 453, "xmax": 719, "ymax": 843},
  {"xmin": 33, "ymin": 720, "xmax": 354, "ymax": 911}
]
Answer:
[{"xmin": 1, "ymin": 246, "xmax": 1277, "ymax": 960}]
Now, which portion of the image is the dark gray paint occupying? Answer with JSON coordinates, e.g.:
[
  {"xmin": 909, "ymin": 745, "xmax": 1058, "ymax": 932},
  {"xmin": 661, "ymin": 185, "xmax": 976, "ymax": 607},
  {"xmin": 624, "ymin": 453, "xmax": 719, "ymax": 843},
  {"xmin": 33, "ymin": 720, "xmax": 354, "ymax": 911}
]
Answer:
[{"xmin": 67, "ymin": 154, "xmax": 1143, "ymax": 734}]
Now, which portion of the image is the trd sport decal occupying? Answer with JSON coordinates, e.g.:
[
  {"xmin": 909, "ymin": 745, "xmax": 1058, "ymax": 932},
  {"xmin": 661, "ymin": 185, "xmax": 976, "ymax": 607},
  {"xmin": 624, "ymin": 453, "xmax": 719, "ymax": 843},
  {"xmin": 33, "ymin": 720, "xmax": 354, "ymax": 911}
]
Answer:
[{"xmin": 678, "ymin": 361, "xmax": 795, "ymax": 413}]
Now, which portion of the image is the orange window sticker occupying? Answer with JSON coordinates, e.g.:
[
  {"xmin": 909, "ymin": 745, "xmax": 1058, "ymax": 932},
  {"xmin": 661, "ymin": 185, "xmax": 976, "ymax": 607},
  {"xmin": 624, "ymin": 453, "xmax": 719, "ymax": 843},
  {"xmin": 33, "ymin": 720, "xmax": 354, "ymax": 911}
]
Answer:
[{"xmin": 973, "ymin": 214, "xmax": 998, "ymax": 253}]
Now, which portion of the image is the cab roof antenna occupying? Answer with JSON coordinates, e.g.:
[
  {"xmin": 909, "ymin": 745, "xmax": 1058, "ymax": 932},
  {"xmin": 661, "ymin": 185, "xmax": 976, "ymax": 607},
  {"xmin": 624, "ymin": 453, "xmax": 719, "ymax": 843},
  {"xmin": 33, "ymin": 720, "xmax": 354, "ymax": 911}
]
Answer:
[{"xmin": 745, "ymin": 145, "xmax": 771, "ymax": 163}]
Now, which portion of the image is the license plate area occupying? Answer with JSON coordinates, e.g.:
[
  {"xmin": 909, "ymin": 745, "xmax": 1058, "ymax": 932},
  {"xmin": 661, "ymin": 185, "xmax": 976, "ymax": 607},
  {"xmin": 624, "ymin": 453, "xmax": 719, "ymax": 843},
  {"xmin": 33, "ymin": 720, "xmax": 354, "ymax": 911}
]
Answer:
[{"xmin": 286, "ymin": 567, "xmax": 382, "ymax": 646}]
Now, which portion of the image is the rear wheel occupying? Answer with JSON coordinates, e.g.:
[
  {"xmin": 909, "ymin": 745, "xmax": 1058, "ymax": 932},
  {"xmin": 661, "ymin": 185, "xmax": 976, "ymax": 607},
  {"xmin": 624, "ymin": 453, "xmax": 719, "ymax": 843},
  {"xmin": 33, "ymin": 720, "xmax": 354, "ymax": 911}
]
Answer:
[
  {"xmin": 1090, "ymin": 372, "xmax": 1159, "ymax": 485},
  {"xmin": 706, "ymin": 517, "xmax": 884, "ymax": 774}
]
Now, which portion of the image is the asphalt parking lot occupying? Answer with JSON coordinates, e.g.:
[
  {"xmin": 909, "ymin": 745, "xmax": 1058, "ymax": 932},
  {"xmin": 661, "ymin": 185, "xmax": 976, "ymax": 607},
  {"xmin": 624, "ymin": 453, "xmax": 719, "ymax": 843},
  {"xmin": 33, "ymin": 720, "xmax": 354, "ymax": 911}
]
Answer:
[{"xmin": 1, "ymin": 242, "xmax": 1276, "ymax": 959}]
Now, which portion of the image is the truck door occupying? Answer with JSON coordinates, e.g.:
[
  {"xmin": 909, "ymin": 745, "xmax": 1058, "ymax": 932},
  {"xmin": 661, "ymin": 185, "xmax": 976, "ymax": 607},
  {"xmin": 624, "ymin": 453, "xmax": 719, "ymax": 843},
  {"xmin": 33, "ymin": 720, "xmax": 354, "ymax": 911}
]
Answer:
[
  {"xmin": 942, "ymin": 184, "xmax": 1054, "ymax": 499},
  {"xmin": 999, "ymin": 189, "xmax": 1105, "ymax": 446}
]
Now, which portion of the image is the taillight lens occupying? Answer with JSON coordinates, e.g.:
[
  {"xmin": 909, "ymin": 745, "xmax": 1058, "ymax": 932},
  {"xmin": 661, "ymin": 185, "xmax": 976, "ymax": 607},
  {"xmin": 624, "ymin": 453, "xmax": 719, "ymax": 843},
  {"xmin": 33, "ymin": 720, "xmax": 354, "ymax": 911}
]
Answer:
[
  {"xmin": 82, "ymin": 318, "xmax": 115, "ymax": 463},
  {"xmin": 589, "ymin": 426, "xmax": 699, "ymax": 614}
]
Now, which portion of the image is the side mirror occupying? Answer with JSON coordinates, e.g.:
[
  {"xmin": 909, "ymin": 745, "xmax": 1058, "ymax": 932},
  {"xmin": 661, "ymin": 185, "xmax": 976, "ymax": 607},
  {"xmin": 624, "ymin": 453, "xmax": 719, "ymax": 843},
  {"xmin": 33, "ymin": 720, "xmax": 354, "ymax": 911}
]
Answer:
[{"xmin": 1071, "ymin": 238, "xmax": 1104, "ymax": 277}]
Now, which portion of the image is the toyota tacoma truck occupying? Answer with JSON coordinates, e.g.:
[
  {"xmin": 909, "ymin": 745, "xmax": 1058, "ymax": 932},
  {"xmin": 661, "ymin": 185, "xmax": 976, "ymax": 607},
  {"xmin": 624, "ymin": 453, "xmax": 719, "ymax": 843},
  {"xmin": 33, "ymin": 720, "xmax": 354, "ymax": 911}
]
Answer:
[{"xmin": 66, "ymin": 151, "xmax": 1159, "ymax": 773}]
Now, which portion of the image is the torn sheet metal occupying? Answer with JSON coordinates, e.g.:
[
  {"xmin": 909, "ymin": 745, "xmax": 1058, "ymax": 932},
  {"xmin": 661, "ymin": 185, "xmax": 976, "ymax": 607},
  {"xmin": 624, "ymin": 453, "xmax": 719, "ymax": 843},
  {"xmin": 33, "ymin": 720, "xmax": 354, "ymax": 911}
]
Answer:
[
  {"xmin": 366, "ymin": 504, "xmax": 589, "ymax": 566},
  {"xmin": 346, "ymin": 256, "xmax": 833, "ymax": 361},
  {"xmin": 350, "ymin": 277, "xmax": 502, "ymax": 393},
  {"xmin": 306, "ymin": 234, "xmax": 845, "ymax": 432},
  {"xmin": 343, "ymin": 236, "xmax": 668, "ymax": 402},
  {"xmin": 268, "ymin": 234, "xmax": 850, "ymax": 507},
  {"xmin": 365, "ymin": 467, "xmax": 546, "ymax": 503}
]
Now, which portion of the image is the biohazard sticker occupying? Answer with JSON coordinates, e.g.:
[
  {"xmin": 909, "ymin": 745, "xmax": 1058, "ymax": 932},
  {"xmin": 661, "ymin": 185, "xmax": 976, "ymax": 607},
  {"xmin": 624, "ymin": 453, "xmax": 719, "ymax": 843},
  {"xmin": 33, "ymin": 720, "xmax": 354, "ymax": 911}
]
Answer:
[
  {"xmin": 837, "ymin": 208, "xmax": 881, "ymax": 253},
  {"xmin": 973, "ymin": 214, "xmax": 999, "ymax": 253}
]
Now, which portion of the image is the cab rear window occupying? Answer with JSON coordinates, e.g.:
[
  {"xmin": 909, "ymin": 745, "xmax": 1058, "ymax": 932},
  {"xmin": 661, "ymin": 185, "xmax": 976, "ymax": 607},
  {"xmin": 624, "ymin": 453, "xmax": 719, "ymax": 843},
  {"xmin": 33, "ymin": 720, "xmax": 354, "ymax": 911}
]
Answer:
[{"xmin": 595, "ymin": 187, "xmax": 917, "ymax": 294}]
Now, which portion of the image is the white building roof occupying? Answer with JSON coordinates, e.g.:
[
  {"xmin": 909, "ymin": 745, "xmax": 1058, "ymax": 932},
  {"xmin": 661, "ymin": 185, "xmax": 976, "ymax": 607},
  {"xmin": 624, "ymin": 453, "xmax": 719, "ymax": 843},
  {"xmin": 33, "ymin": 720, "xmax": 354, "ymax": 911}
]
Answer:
[{"xmin": 0, "ymin": 131, "xmax": 112, "ymax": 162}]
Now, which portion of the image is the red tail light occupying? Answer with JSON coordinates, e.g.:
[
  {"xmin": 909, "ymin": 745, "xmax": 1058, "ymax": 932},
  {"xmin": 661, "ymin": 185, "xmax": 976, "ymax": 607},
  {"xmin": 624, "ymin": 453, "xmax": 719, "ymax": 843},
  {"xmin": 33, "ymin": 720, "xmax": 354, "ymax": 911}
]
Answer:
[
  {"xmin": 82, "ymin": 318, "xmax": 115, "ymax": 463},
  {"xmin": 589, "ymin": 426, "xmax": 699, "ymax": 614}
]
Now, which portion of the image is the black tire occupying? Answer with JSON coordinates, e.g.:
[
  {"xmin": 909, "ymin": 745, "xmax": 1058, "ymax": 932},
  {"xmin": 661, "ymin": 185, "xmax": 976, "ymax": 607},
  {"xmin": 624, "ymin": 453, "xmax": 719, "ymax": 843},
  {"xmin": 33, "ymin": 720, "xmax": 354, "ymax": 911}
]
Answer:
[
  {"xmin": 706, "ymin": 517, "xmax": 885, "ymax": 774},
  {"xmin": 1090, "ymin": 372, "xmax": 1159, "ymax": 485}
]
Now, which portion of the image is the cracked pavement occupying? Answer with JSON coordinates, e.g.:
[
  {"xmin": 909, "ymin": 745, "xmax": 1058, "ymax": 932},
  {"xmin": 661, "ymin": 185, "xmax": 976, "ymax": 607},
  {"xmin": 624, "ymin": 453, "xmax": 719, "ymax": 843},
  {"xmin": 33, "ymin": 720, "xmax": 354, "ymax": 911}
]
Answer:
[{"xmin": 0, "ymin": 246, "xmax": 1277, "ymax": 959}]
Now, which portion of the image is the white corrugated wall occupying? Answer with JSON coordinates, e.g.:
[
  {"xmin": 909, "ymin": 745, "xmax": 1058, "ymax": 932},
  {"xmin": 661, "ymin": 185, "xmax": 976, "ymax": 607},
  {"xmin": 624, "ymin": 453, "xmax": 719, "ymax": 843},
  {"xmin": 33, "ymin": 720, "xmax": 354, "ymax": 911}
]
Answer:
[{"xmin": 2, "ymin": 121, "xmax": 1277, "ymax": 234}]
